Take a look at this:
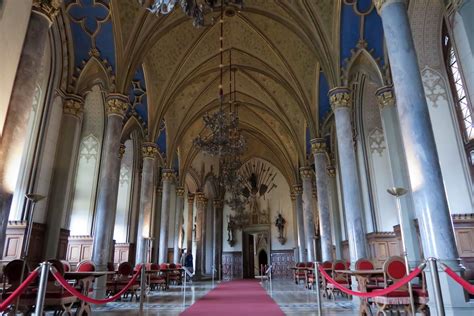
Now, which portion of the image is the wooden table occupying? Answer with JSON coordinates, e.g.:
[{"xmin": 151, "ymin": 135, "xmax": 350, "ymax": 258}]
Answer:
[
  {"xmin": 335, "ymin": 269, "xmax": 384, "ymax": 316},
  {"xmin": 64, "ymin": 271, "xmax": 115, "ymax": 315}
]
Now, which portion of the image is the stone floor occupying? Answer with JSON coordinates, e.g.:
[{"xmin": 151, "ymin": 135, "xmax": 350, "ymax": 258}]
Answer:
[{"xmin": 87, "ymin": 279, "xmax": 358, "ymax": 315}]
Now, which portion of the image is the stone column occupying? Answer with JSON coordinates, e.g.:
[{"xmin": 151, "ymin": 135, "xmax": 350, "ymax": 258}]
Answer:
[
  {"xmin": 158, "ymin": 169, "xmax": 175, "ymax": 264},
  {"xmin": 44, "ymin": 95, "xmax": 83, "ymax": 258},
  {"xmin": 311, "ymin": 138, "xmax": 334, "ymax": 262},
  {"xmin": 327, "ymin": 165, "xmax": 343, "ymax": 259},
  {"xmin": 92, "ymin": 94, "xmax": 128, "ymax": 297},
  {"xmin": 329, "ymin": 87, "xmax": 368, "ymax": 263},
  {"xmin": 186, "ymin": 194, "xmax": 195, "ymax": 252},
  {"xmin": 194, "ymin": 193, "xmax": 207, "ymax": 278},
  {"xmin": 152, "ymin": 186, "xmax": 162, "ymax": 263},
  {"xmin": 376, "ymin": 1, "xmax": 466, "ymax": 312},
  {"xmin": 173, "ymin": 187, "xmax": 185, "ymax": 263},
  {"xmin": 300, "ymin": 167, "xmax": 316, "ymax": 262},
  {"xmin": 0, "ymin": 0, "xmax": 60, "ymax": 255},
  {"xmin": 136, "ymin": 143, "xmax": 158, "ymax": 264},
  {"xmin": 449, "ymin": 0, "xmax": 474, "ymax": 109},
  {"xmin": 376, "ymin": 86, "xmax": 422, "ymax": 266},
  {"xmin": 293, "ymin": 185, "xmax": 306, "ymax": 262},
  {"xmin": 213, "ymin": 199, "xmax": 224, "ymax": 279}
]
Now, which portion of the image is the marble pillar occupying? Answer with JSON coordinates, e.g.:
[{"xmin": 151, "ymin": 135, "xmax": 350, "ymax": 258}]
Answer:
[
  {"xmin": 152, "ymin": 186, "xmax": 162, "ymax": 263},
  {"xmin": 329, "ymin": 87, "xmax": 368, "ymax": 263},
  {"xmin": 300, "ymin": 167, "xmax": 316, "ymax": 262},
  {"xmin": 311, "ymin": 138, "xmax": 334, "ymax": 262},
  {"xmin": 213, "ymin": 199, "xmax": 224, "ymax": 279},
  {"xmin": 327, "ymin": 165, "xmax": 343, "ymax": 259},
  {"xmin": 375, "ymin": 86, "xmax": 422, "ymax": 266},
  {"xmin": 173, "ymin": 187, "xmax": 185, "ymax": 263},
  {"xmin": 449, "ymin": 0, "xmax": 474, "ymax": 110},
  {"xmin": 186, "ymin": 194, "xmax": 195, "ymax": 252},
  {"xmin": 376, "ymin": 0, "xmax": 466, "ymax": 312},
  {"xmin": 0, "ymin": 1, "xmax": 60, "ymax": 255},
  {"xmin": 92, "ymin": 94, "xmax": 128, "ymax": 297},
  {"xmin": 158, "ymin": 169, "xmax": 175, "ymax": 264},
  {"xmin": 194, "ymin": 193, "xmax": 207, "ymax": 278},
  {"xmin": 136, "ymin": 143, "xmax": 159, "ymax": 264},
  {"xmin": 44, "ymin": 95, "xmax": 84, "ymax": 258},
  {"xmin": 293, "ymin": 185, "xmax": 306, "ymax": 262}
]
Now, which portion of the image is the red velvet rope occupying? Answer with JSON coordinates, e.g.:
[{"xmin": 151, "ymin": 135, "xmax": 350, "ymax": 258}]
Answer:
[
  {"xmin": 51, "ymin": 265, "xmax": 142, "ymax": 305},
  {"xmin": 443, "ymin": 265, "xmax": 474, "ymax": 294},
  {"xmin": 0, "ymin": 268, "xmax": 39, "ymax": 312},
  {"xmin": 318, "ymin": 265, "xmax": 424, "ymax": 298}
]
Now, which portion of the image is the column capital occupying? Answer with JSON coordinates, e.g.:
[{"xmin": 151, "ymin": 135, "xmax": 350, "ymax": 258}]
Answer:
[
  {"xmin": 376, "ymin": 85, "xmax": 396, "ymax": 109},
  {"xmin": 187, "ymin": 193, "xmax": 195, "ymax": 203},
  {"xmin": 213, "ymin": 199, "xmax": 224, "ymax": 209},
  {"xmin": 292, "ymin": 184, "xmax": 303, "ymax": 195},
  {"xmin": 118, "ymin": 143, "xmax": 126, "ymax": 159},
  {"xmin": 63, "ymin": 95, "xmax": 84, "ymax": 118},
  {"xmin": 373, "ymin": 0, "xmax": 407, "ymax": 14},
  {"xmin": 329, "ymin": 87, "xmax": 352, "ymax": 110},
  {"xmin": 327, "ymin": 165, "xmax": 336, "ymax": 178},
  {"xmin": 142, "ymin": 143, "xmax": 159, "ymax": 159},
  {"xmin": 310, "ymin": 138, "xmax": 327, "ymax": 154},
  {"xmin": 176, "ymin": 187, "xmax": 185, "ymax": 197},
  {"xmin": 195, "ymin": 192, "xmax": 207, "ymax": 208},
  {"xmin": 105, "ymin": 94, "xmax": 129, "ymax": 118},
  {"xmin": 290, "ymin": 192, "xmax": 297, "ymax": 201},
  {"xmin": 299, "ymin": 167, "xmax": 313, "ymax": 180},
  {"xmin": 32, "ymin": 0, "xmax": 62, "ymax": 23},
  {"xmin": 161, "ymin": 169, "xmax": 176, "ymax": 182}
]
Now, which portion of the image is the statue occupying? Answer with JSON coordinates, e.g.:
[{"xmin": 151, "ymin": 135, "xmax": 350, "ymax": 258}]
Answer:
[
  {"xmin": 275, "ymin": 213, "xmax": 286, "ymax": 245},
  {"xmin": 227, "ymin": 215, "xmax": 236, "ymax": 246}
]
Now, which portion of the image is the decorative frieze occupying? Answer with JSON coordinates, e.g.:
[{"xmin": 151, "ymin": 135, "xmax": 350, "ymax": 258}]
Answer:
[
  {"xmin": 32, "ymin": 0, "xmax": 62, "ymax": 22},
  {"xmin": 142, "ymin": 143, "xmax": 159, "ymax": 159},
  {"xmin": 105, "ymin": 94, "xmax": 129, "ymax": 118},
  {"xmin": 329, "ymin": 87, "xmax": 352, "ymax": 110},
  {"xmin": 376, "ymin": 85, "xmax": 396, "ymax": 109}
]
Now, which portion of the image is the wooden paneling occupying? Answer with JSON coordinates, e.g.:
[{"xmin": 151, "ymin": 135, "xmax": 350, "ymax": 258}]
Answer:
[
  {"xmin": 57, "ymin": 229, "xmax": 70, "ymax": 260},
  {"xmin": 367, "ymin": 232, "xmax": 401, "ymax": 268},
  {"xmin": 452, "ymin": 214, "xmax": 474, "ymax": 272},
  {"xmin": 66, "ymin": 236, "xmax": 93, "ymax": 268},
  {"xmin": 114, "ymin": 243, "xmax": 136, "ymax": 267}
]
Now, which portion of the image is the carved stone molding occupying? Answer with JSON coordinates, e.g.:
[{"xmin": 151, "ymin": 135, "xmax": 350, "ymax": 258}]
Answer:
[
  {"xmin": 310, "ymin": 138, "xmax": 327, "ymax": 154},
  {"xmin": 299, "ymin": 167, "xmax": 313, "ymax": 180},
  {"xmin": 161, "ymin": 169, "xmax": 176, "ymax": 182},
  {"xmin": 105, "ymin": 94, "xmax": 129, "ymax": 118},
  {"xmin": 32, "ymin": 0, "xmax": 62, "ymax": 22},
  {"xmin": 63, "ymin": 96, "xmax": 84, "ymax": 118},
  {"xmin": 329, "ymin": 87, "xmax": 352, "ymax": 110},
  {"xmin": 176, "ymin": 187, "xmax": 185, "ymax": 197},
  {"xmin": 142, "ymin": 143, "xmax": 159, "ymax": 159},
  {"xmin": 376, "ymin": 85, "xmax": 396, "ymax": 109}
]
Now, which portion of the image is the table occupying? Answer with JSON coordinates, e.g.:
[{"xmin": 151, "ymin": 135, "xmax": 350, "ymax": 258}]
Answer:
[
  {"xmin": 335, "ymin": 269, "xmax": 384, "ymax": 316},
  {"xmin": 64, "ymin": 271, "xmax": 115, "ymax": 315}
]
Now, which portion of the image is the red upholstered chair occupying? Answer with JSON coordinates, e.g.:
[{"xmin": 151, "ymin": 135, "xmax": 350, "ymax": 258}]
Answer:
[
  {"xmin": 326, "ymin": 260, "xmax": 350, "ymax": 299},
  {"xmin": 294, "ymin": 262, "xmax": 307, "ymax": 284},
  {"xmin": 355, "ymin": 258, "xmax": 384, "ymax": 290},
  {"xmin": 371, "ymin": 256, "xmax": 412, "ymax": 315},
  {"xmin": 43, "ymin": 259, "xmax": 78, "ymax": 314},
  {"xmin": 1, "ymin": 260, "xmax": 36, "ymax": 313},
  {"xmin": 114, "ymin": 262, "xmax": 140, "ymax": 299},
  {"xmin": 304, "ymin": 262, "xmax": 315, "ymax": 288},
  {"xmin": 148, "ymin": 263, "xmax": 166, "ymax": 290},
  {"xmin": 60, "ymin": 260, "xmax": 71, "ymax": 273},
  {"xmin": 76, "ymin": 260, "xmax": 96, "ymax": 272},
  {"xmin": 168, "ymin": 263, "xmax": 182, "ymax": 285}
]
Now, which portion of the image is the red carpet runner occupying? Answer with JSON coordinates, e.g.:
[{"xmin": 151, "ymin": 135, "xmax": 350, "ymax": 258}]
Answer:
[{"xmin": 180, "ymin": 280, "xmax": 285, "ymax": 316}]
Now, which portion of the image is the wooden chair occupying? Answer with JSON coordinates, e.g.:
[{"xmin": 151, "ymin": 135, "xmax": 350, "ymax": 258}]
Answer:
[
  {"xmin": 304, "ymin": 262, "xmax": 315, "ymax": 289},
  {"xmin": 114, "ymin": 262, "xmax": 140, "ymax": 299},
  {"xmin": 44, "ymin": 259, "xmax": 78, "ymax": 315},
  {"xmin": 76, "ymin": 260, "xmax": 96, "ymax": 272},
  {"xmin": 294, "ymin": 262, "xmax": 307, "ymax": 284},
  {"xmin": 168, "ymin": 263, "xmax": 182, "ymax": 285},
  {"xmin": 371, "ymin": 256, "xmax": 412, "ymax": 315},
  {"xmin": 355, "ymin": 258, "xmax": 384, "ymax": 289},
  {"xmin": 148, "ymin": 263, "xmax": 166, "ymax": 290},
  {"xmin": 326, "ymin": 260, "xmax": 350, "ymax": 299},
  {"xmin": 1, "ymin": 259, "xmax": 36, "ymax": 313}
]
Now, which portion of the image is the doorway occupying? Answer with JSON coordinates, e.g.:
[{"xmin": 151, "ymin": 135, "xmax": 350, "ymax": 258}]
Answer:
[
  {"xmin": 242, "ymin": 233, "xmax": 254, "ymax": 278},
  {"xmin": 258, "ymin": 249, "xmax": 268, "ymax": 276}
]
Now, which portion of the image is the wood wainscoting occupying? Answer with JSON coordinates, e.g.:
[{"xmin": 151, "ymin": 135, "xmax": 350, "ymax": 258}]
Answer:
[
  {"xmin": 114, "ymin": 243, "xmax": 136, "ymax": 267},
  {"xmin": 66, "ymin": 235, "xmax": 93, "ymax": 269}
]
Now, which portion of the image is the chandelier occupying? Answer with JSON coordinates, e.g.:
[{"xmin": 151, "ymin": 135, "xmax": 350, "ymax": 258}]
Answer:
[{"xmin": 138, "ymin": 0, "xmax": 244, "ymax": 27}]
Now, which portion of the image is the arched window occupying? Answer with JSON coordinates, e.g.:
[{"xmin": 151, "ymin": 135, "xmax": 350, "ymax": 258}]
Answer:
[{"xmin": 443, "ymin": 22, "xmax": 474, "ymax": 173}]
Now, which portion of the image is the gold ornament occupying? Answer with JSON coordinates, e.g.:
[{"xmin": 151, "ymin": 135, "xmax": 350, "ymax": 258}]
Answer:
[
  {"xmin": 142, "ymin": 143, "xmax": 159, "ymax": 159},
  {"xmin": 329, "ymin": 87, "xmax": 351, "ymax": 110}
]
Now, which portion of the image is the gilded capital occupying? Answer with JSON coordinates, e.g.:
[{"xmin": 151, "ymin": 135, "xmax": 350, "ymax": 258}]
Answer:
[
  {"xmin": 188, "ymin": 194, "xmax": 195, "ymax": 203},
  {"xmin": 105, "ymin": 94, "xmax": 129, "ymax": 118},
  {"xmin": 176, "ymin": 187, "xmax": 185, "ymax": 197},
  {"xmin": 327, "ymin": 166, "xmax": 336, "ymax": 178},
  {"xmin": 32, "ymin": 0, "xmax": 62, "ymax": 22},
  {"xmin": 373, "ymin": 0, "xmax": 407, "ymax": 14},
  {"xmin": 195, "ymin": 192, "xmax": 207, "ymax": 208},
  {"xmin": 118, "ymin": 143, "xmax": 126, "ymax": 159},
  {"xmin": 329, "ymin": 87, "xmax": 352, "ymax": 110},
  {"xmin": 142, "ymin": 143, "xmax": 159, "ymax": 159},
  {"xmin": 213, "ymin": 199, "xmax": 224, "ymax": 209},
  {"xmin": 300, "ymin": 167, "xmax": 313, "ymax": 180},
  {"xmin": 161, "ymin": 169, "xmax": 176, "ymax": 182},
  {"xmin": 310, "ymin": 138, "xmax": 327, "ymax": 154},
  {"xmin": 376, "ymin": 85, "xmax": 396, "ymax": 109},
  {"xmin": 290, "ymin": 192, "xmax": 297, "ymax": 201},
  {"xmin": 63, "ymin": 96, "xmax": 84, "ymax": 118},
  {"xmin": 292, "ymin": 184, "xmax": 303, "ymax": 195}
]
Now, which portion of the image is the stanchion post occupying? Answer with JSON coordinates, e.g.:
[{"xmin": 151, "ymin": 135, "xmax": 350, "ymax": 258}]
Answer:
[
  {"xmin": 139, "ymin": 264, "xmax": 146, "ymax": 314},
  {"xmin": 428, "ymin": 258, "xmax": 445, "ymax": 316},
  {"xmin": 314, "ymin": 262, "xmax": 322, "ymax": 316},
  {"xmin": 212, "ymin": 264, "xmax": 215, "ymax": 286},
  {"xmin": 34, "ymin": 261, "xmax": 51, "ymax": 316}
]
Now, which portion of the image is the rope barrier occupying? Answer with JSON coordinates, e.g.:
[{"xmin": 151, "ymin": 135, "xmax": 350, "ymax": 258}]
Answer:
[
  {"xmin": 51, "ymin": 265, "xmax": 143, "ymax": 305},
  {"xmin": 440, "ymin": 264, "xmax": 474, "ymax": 294},
  {"xmin": 0, "ymin": 268, "xmax": 39, "ymax": 312},
  {"xmin": 318, "ymin": 264, "xmax": 425, "ymax": 298}
]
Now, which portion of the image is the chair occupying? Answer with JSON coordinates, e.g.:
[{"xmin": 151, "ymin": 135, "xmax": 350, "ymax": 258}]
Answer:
[
  {"xmin": 326, "ymin": 260, "xmax": 350, "ymax": 299},
  {"xmin": 168, "ymin": 263, "xmax": 182, "ymax": 285},
  {"xmin": 114, "ymin": 262, "xmax": 139, "ymax": 299},
  {"xmin": 294, "ymin": 262, "xmax": 307, "ymax": 284},
  {"xmin": 76, "ymin": 260, "xmax": 96, "ymax": 272},
  {"xmin": 355, "ymin": 258, "xmax": 384, "ymax": 290},
  {"xmin": 43, "ymin": 259, "xmax": 78, "ymax": 315},
  {"xmin": 60, "ymin": 260, "xmax": 71, "ymax": 273},
  {"xmin": 304, "ymin": 262, "xmax": 315, "ymax": 289},
  {"xmin": 371, "ymin": 256, "xmax": 412, "ymax": 315},
  {"xmin": 148, "ymin": 263, "xmax": 166, "ymax": 291},
  {"xmin": 1, "ymin": 260, "xmax": 36, "ymax": 313}
]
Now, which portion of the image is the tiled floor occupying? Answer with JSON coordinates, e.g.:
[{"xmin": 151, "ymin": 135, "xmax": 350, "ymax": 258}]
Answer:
[{"xmin": 87, "ymin": 279, "xmax": 358, "ymax": 315}]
